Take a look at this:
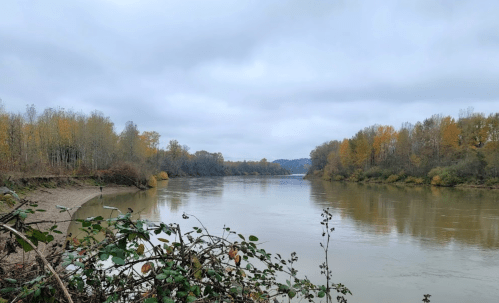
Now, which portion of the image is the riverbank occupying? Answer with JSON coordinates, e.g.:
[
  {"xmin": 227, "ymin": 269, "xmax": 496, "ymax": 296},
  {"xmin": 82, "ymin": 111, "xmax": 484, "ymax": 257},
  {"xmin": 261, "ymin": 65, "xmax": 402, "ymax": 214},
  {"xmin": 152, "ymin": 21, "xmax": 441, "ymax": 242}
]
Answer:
[
  {"xmin": 304, "ymin": 171, "xmax": 499, "ymax": 190},
  {"xmin": 0, "ymin": 179, "xmax": 139, "ymax": 264}
]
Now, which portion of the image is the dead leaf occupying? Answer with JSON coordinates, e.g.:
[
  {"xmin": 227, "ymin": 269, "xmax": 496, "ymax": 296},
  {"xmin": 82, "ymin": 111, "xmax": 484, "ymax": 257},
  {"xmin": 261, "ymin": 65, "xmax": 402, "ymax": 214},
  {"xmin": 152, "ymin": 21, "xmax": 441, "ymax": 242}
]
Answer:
[
  {"xmin": 141, "ymin": 262, "xmax": 153, "ymax": 274},
  {"xmin": 228, "ymin": 247, "xmax": 238, "ymax": 260},
  {"xmin": 234, "ymin": 255, "xmax": 241, "ymax": 267},
  {"xmin": 136, "ymin": 244, "xmax": 145, "ymax": 255}
]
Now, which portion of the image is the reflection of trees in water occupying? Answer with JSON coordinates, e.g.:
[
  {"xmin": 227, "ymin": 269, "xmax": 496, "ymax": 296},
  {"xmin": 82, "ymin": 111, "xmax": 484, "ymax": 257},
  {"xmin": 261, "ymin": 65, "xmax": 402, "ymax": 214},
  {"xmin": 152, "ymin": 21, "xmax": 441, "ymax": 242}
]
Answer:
[
  {"xmin": 310, "ymin": 180, "xmax": 499, "ymax": 249},
  {"xmin": 190, "ymin": 177, "xmax": 224, "ymax": 197},
  {"xmin": 68, "ymin": 188, "xmax": 160, "ymax": 239},
  {"xmin": 155, "ymin": 177, "xmax": 224, "ymax": 213}
]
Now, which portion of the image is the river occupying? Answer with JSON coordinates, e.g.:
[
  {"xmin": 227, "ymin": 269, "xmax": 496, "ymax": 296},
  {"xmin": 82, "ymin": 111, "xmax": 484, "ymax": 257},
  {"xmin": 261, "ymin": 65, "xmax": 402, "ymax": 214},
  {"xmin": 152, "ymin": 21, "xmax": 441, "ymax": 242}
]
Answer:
[{"xmin": 69, "ymin": 175, "xmax": 499, "ymax": 303}]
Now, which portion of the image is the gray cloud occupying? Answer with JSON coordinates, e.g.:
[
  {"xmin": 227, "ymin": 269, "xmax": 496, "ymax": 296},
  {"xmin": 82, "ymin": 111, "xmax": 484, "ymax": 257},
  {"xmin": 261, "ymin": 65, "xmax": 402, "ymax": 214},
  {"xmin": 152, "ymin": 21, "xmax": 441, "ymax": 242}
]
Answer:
[{"xmin": 1, "ymin": 0, "xmax": 499, "ymax": 161}]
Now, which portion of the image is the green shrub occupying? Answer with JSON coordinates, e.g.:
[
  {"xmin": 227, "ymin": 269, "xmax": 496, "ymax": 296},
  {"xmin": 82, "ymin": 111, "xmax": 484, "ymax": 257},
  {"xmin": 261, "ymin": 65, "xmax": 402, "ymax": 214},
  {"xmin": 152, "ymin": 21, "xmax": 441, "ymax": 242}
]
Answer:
[
  {"xmin": 333, "ymin": 175, "xmax": 345, "ymax": 181},
  {"xmin": 485, "ymin": 177, "xmax": 499, "ymax": 186},
  {"xmin": 364, "ymin": 166, "xmax": 382, "ymax": 178}
]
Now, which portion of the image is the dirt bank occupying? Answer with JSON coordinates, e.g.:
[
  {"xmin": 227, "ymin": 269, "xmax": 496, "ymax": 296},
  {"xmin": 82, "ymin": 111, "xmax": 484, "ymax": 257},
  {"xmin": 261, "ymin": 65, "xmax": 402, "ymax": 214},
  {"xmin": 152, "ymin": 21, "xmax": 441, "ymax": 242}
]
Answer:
[{"xmin": 1, "ymin": 180, "xmax": 139, "ymax": 264}]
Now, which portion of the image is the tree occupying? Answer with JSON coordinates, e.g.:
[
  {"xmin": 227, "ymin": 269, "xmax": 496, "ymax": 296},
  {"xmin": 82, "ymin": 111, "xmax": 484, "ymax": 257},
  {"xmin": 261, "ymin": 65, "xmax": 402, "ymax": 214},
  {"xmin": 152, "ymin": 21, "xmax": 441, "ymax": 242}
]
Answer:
[
  {"xmin": 440, "ymin": 116, "xmax": 460, "ymax": 164},
  {"xmin": 372, "ymin": 125, "xmax": 397, "ymax": 166},
  {"xmin": 119, "ymin": 121, "xmax": 141, "ymax": 163}
]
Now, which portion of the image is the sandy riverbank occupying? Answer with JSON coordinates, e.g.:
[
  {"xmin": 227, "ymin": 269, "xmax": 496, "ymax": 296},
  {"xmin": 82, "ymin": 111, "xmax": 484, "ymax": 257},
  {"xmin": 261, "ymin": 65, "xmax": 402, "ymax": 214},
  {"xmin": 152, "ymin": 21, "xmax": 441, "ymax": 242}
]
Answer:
[{"xmin": 1, "ymin": 181, "xmax": 139, "ymax": 264}]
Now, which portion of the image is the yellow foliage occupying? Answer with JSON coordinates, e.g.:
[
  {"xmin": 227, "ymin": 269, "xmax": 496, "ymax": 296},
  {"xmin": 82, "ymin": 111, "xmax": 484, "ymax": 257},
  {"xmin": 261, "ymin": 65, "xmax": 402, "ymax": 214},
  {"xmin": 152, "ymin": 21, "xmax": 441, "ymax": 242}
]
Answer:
[
  {"xmin": 136, "ymin": 244, "xmax": 145, "ymax": 255},
  {"xmin": 156, "ymin": 171, "xmax": 169, "ymax": 180},
  {"xmin": 440, "ymin": 116, "xmax": 460, "ymax": 151},
  {"xmin": 385, "ymin": 174, "xmax": 399, "ymax": 183},
  {"xmin": 147, "ymin": 175, "xmax": 157, "ymax": 188},
  {"xmin": 373, "ymin": 125, "xmax": 397, "ymax": 163},
  {"xmin": 431, "ymin": 175, "xmax": 441, "ymax": 186},
  {"xmin": 339, "ymin": 139, "xmax": 352, "ymax": 167}
]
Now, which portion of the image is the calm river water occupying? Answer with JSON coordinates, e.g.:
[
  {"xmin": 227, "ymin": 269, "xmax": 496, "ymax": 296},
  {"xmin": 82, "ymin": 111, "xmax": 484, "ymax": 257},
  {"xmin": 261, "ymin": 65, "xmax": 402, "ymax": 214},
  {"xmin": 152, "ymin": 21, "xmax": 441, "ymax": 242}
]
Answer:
[{"xmin": 69, "ymin": 175, "xmax": 499, "ymax": 303}]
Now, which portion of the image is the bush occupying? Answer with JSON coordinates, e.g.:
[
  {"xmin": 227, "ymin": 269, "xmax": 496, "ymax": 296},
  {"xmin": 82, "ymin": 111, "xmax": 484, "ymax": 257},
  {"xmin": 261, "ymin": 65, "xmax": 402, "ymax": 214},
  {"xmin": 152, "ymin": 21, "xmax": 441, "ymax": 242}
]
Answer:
[
  {"xmin": 349, "ymin": 169, "xmax": 364, "ymax": 182},
  {"xmin": 105, "ymin": 162, "xmax": 140, "ymax": 186},
  {"xmin": 428, "ymin": 167, "xmax": 461, "ymax": 186},
  {"xmin": 364, "ymin": 166, "xmax": 382, "ymax": 178},
  {"xmin": 427, "ymin": 167, "xmax": 444, "ymax": 179},
  {"xmin": 0, "ymin": 201, "xmax": 352, "ymax": 303},
  {"xmin": 156, "ymin": 171, "xmax": 169, "ymax": 180},
  {"xmin": 405, "ymin": 176, "xmax": 424, "ymax": 185},
  {"xmin": 385, "ymin": 174, "xmax": 399, "ymax": 183},
  {"xmin": 431, "ymin": 175, "xmax": 442, "ymax": 186},
  {"xmin": 333, "ymin": 175, "xmax": 345, "ymax": 181},
  {"xmin": 147, "ymin": 175, "xmax": 157, "ymax": 188},
  {"xmin": 485, "ymin": 177, "xmax": 499, "ymax": 186}
]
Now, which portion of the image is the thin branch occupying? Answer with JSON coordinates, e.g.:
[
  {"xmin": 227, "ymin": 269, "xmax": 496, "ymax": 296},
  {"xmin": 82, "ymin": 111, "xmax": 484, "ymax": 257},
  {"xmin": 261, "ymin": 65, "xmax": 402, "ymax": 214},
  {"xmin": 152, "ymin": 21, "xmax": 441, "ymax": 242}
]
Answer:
[{"xmin": 0, "ymin": 223, "xmax": 74, "ymax": 303}]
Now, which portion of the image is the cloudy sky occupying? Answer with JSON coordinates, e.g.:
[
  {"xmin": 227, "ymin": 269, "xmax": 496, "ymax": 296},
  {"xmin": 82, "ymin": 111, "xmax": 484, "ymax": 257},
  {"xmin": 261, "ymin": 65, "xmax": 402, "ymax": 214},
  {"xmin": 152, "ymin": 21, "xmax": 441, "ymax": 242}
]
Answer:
[{"xmin": 1, "ymin": 0, "xmax": 498, "ymax": 161}]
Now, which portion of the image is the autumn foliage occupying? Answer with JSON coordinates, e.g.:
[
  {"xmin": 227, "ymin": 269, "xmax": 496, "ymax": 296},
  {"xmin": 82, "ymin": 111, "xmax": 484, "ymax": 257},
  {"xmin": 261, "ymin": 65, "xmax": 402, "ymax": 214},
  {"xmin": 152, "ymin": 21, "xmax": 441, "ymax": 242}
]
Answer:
[
  {"xmin": 0, "ymin": 103, "xmax": 289, "ymax": 183},
  {"xmin": 309, "ymin": 110, "xmax": 499, "ymax": 186}
]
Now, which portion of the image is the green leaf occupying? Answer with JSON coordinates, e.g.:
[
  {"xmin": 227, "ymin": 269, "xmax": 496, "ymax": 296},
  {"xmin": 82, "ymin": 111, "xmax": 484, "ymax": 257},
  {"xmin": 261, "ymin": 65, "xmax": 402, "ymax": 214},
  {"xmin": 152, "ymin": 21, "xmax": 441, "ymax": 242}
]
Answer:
[
  {"xmin": 16, "ymin": 238, "xmax": 33, "ymax": 252},
  {"xmin": 144, "ymin": 298, "xmax": 157, "ymax": 303},
  {"xmin": 53, "ymin": 230, "xmax": 63, "ymax": 234},
  {"xmin": 162, "ymin": 298, "xmax": 174, "ymax": 303},
  {"xmin": 0, "ymin": 287, "xmax": 17, "ymax": 294},
  {"xmin": 288, "ymin": 290, "xmax": 296, "ymax": 299},
  {"xmin": 318, "ymin": 291, "xmax": 325, "ymax": 298},
  {"xmin": 4, "ymin": 278, "xmax": 16, "ymax": 284},
  {"xmin": 111, "ymin": 256, "xmax": 125, "ymax": 265},
  {"xmin": 82, "ymin": 221, "xmax": 91, "ymax": 228},
  {"xmin": 99, "ymin": 254, "xmax": 109, "ymax": 261},
  {"xmin": 92, "ymin": 224, "xmax": 102, "ymax": 231},
  {"xmin": 186, "ymin": 296, "xmax": 197, "ymax": 302},
  {"xmin": 174, "ymin": 275, "xmax": 184, "ymax": 283},
  {"xmin": 238, "ymin": 234, "xmax": 245, "ymax": 240},
  {"xmin": 156, "ymin": 273, "xmax": 167, "ymax": 280},
  {"xmin": 176, "ymin": 291, "xmax": 187, "ymax": 298},
  {"xmin": 74, "ymin": 261, "xmax": 85, "ymax": 268},
  {"xmin": 34, "ymin": 288, "xmax": 41, "ymax": 297},
  {"xmin": 249, "ymin": 235, "xmax": 258, "ymax": 241},
  {"xmin": 203, "ymin": 285, "xmax": 212, "ymax": 296},
  {"xmin": 35, "ymin": 209, "xmax": 46, "ymax": 212}
]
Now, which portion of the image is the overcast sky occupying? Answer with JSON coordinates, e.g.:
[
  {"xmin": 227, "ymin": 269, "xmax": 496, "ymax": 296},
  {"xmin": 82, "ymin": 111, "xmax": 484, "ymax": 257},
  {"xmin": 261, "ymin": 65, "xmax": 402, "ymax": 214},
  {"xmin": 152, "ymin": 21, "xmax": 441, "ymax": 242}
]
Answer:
[{"xmin": 1, "ymin": 1, "xmax": 499, "ymax": 161}]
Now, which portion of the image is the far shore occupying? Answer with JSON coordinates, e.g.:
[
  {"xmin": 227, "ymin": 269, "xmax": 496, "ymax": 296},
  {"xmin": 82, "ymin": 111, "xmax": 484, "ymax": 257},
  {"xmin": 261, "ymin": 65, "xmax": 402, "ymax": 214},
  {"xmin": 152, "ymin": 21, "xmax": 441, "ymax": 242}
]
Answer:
[
  {"xmin": 1, "ymin": 181, "xmax": 139, "ymax": 264},
  {"xmin": 304, "ymin": 173, "xmax": 499, "ymax": 190}
]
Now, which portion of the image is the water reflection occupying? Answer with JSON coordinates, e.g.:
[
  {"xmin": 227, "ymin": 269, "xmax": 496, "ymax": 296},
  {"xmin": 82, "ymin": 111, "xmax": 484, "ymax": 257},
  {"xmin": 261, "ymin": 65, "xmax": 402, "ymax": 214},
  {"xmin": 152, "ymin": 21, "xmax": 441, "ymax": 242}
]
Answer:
[
  {"xmin": 68, "ymin": 187, "xmax": 161, "ymax": 238},
  {"xmin": 310, "ymin": 181, "xmax": 499, "ymax": 249},
  {"xmin": 66, "ymin": 175, "xmax": 499, "ymax": 303}
]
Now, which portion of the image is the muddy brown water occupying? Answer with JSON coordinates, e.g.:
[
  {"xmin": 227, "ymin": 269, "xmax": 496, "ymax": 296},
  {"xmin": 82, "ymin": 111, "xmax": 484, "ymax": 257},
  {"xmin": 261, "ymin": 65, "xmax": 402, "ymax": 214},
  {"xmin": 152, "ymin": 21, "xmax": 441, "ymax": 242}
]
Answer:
[{"xmin": 69, "ymin": 175, "xmax": 499, "ymax": 303}]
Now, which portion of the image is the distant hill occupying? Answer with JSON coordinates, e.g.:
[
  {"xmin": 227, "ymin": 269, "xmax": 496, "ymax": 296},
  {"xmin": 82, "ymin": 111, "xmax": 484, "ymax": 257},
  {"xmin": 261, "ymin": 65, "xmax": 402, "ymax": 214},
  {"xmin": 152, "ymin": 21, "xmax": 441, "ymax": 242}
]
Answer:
[{"xmin": 272, "ymin": 158, "xmax": 311, "ymax": 174}]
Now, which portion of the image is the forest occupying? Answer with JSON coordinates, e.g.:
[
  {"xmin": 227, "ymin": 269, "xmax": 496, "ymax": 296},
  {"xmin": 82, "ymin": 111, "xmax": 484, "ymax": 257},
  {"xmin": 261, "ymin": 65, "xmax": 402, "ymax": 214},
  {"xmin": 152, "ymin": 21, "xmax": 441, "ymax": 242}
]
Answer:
[
  {"xmin": 308, "ymin": 108, "xmax": 499, "ymax": 187},
  {"xmin": 0, "ymin": 102, "xmax": 288, "ymax": 182}
]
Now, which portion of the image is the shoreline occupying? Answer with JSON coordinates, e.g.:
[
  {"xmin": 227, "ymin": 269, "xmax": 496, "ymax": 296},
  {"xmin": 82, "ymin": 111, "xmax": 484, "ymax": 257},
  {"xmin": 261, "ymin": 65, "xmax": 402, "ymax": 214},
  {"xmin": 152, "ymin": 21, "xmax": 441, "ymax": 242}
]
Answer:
[
  {"xmin": 304, "ymin": 174, "xmax": 499, "ymax": 190},
  {"xmin": 1, "ymin": 181, "xmax": 139, "ymax": 264}
]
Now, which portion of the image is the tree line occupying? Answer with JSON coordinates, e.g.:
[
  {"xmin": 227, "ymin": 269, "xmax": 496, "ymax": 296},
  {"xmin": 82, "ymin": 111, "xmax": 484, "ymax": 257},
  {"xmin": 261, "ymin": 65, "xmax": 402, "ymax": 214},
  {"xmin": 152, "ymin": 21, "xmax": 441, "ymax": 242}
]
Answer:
[
  {"xmin": 0, "ymin": 102, "xmax": 288, "ymax": 179},
  {"xmin": 308, "ymin": 108, "xmax": 499, "ymax": 186}
]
